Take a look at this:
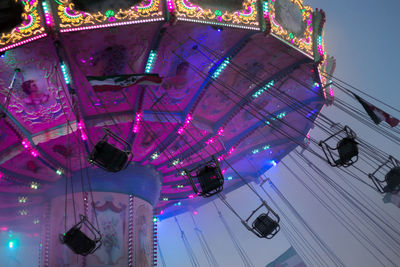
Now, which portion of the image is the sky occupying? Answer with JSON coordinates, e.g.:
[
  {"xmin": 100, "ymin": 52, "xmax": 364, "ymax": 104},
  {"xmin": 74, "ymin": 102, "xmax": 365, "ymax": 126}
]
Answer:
[
  {"xmin": 158, "ymin": 1, "xmax": 400, "ymax": 266},
  {"xmin": 1, "ymin": 1, "xmax": 399, "ymax": 266}
]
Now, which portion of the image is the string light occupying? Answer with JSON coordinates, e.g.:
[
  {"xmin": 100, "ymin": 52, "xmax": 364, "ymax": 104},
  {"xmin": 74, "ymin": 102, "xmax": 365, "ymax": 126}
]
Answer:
[
  {"xmin": 211, "ymin": 58, "xmax": 230, "ymax": 79},
  {"xmin": 30, "ymin": 182, "xmax": 39, "ymax": 190},
  {"xmin": 252, "ymin": 80, "xmax": 275, "ymax": 98},
  {"xmin": 60, "ymin": 18, "xmax": 164, "ymax": 33},
  {"xmin": 133, "ymin": 112, "xmax": 142, "ymax": 133},
  {"xmin": 42, "ymin": 2, "xmax": 52, "ymax": 26},
  {"xmin": 151, "ymin": 152, "xmax": 160, "ymax": 160},
  {"xmin": 60, "ymin": 63, "xmax": 70, "ymax": 84},
  {"xmin": 177, "ymin": 114, "xmax": 192, "ymax": 135},
  {"xmin": 0, "ymin": 34, "xmax": 47, "ymax": 53},
  {"xmin": 145, "ymin": 50, "xmax": 158, "ymax": 74}
]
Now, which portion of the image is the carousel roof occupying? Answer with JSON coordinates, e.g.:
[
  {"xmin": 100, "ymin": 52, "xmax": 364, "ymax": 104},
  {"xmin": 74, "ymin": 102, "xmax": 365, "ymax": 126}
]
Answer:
[{"xmin": 0, "ymin": 0, "xmax": 332, "ymax": 231}]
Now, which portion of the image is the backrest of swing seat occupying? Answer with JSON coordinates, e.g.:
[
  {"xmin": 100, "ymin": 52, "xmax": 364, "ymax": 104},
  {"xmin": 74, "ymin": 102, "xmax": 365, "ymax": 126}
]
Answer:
[
  {"xmin": 337, "ymin": 138, "xmax": 358, "ymax": 163},
  {"xmin": 91, "ymin": 140, "xmax": 128, "ymax": 172},
  {"xmin": 253, "ymin": 213, "xmax": 279, "ymax": 236},
  {"xmin": 63, "ymin": 226, "xmax": 97, "ymax": 255},
  {"xmin": 384, "ymin": 166, "xmax": 400, "ymax": 193},
  {"xmin": 197, "ymin": 166, "xmax": 223, "ymax": 193}
]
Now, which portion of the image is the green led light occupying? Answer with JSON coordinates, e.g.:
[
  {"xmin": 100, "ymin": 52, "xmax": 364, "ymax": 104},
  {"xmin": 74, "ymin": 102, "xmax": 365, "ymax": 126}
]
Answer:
[
  {"xmin": 105, "ymin": 10, "xmax": 115, "ymax": 18},
  {"xmin": 215, "ymin": 10, "xmax": 222, "ymax": 16},
  {"xmin": 151, "ymin": 152, "xmax": 159, "ymax": 160},
  {"xmin": 153, "ymin": 217, "xmax": 157, "ymax": 222}
]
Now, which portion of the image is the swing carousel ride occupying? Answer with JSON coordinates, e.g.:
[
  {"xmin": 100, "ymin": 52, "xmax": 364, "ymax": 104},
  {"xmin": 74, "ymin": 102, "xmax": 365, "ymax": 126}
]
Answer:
[{"xmin": 2, "ymin": 0, "xmax": 398, "ymax": 266}]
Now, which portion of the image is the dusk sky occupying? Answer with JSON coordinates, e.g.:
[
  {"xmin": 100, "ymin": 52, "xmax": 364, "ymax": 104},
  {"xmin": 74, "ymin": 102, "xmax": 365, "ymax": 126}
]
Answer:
[{"xmin": 158, "ymin": 1, "xmax": 400, "ymax": 266}]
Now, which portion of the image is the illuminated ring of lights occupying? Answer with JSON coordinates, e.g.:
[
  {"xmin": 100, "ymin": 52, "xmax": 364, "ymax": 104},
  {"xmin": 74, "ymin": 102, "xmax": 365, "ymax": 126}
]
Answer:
[
  {"xmin": 18, "ymin": 14, "xmax": 35, "ymax": 31},
  {"xmin": 238, "ymin": 6, "xmax": 254, "ymax": 17},
  {"xmin": 181, "ymin": 0, "xmax": 197, "ymax": 11},
  {"xmin": 63, "ymin": 6, "xmax": 83, "ymax": 19},
  {"xmin": 137, "ymin": 0, "xmax": 156, "ymax": 10}
]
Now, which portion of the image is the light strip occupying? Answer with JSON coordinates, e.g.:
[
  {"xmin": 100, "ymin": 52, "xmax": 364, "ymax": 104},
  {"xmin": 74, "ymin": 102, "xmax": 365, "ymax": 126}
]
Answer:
[
  {"xmin": 0, "ymin": 33, "xmax": 47, "ymax": 52},
  {"xmin": 144, "ymin": 50, "xmax": 158, "ymax": 74},
  {"xmin": 177, "ymin": 17, "xmax": 260, "ymax": 31},
  {"xmin": 211, "ymin": 57, "xmax": 230, "ymax": 79},
  {"xmin": 60, "ymin": 18, "xmax": 164, "ymax": 33}
]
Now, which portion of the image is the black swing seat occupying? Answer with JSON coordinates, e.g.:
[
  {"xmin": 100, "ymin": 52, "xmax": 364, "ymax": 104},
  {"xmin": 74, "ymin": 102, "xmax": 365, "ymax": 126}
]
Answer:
[
  {"xmin": 90, "ymin": 140, "xmax": 129, "ymax": 172},
  {"xmin": 60, "ymin": 215, "xmax": 102, "ymax": 256},
  {"xmin": 89, "ymin": 128, "xmax": 132, "ymax": 172},
  {"xmin": 320, "ymin": 126, "xmax": 359, "ymax": 167},
  {"xmin": 197, "ymin": 165, "xmax": 224, "ymax": 196},
  {"xmin": 61, "ymin": 226, "xmax": 97, "ymax": 256},
  {"xmin": 185, "ymin": 155, "xmax": 224, "ymax": 198},
  {"xmin": 334, "ymin": 137, "xmax": 359, "ymax": 166},
  {"xmin": 252, "ymin": 213, "xmax": 280, "ymax": 238},
  {"xmin": 383, "ymin": 167, "xmax": 400, "ymax": 193}
]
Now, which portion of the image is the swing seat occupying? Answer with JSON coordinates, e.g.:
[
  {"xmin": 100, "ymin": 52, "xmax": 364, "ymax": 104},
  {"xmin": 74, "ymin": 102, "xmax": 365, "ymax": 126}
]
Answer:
[
  {"xmin": 197, "ymin": 165, "xmax": 224, "ymax": 196},
  {"xmin": 89, "ymin": 128, "xmax": 132, "ymax": 172},
  {"xmin": 185, "ymin": 155, "xmax": 224, "ymax": 198},
  {"xmin": 90, "ymin": 141, "xmax": 129, "ymax": 172},
  {"xmin": 383, "ymin": 167, "xmax": 400, "ymax": 193},
  {"xmin": 252, "ymin": 213, "xmax": 280, "ymax": 239},
  {"xmin": 334, "ymin": 137, "xmax": 359, "ymax": 166},
  {"xmin": 369, "ymin": 156, "xmax": 400, "ymax": 193},
  {"xmin": 61, "ymin": 226, "xmax": 97, "ymax": 256},
  {"xmin": 319, "ymin": 126, "xmax": 359, "ymax": 167},
  {"xmin": 60, "ymin": 215, "xmax": 102, "ymax": 256}
]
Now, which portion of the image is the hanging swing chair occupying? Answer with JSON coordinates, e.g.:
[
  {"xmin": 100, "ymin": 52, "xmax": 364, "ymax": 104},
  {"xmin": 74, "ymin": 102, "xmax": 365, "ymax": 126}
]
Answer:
[
  {"xmin": 89, "ymin": 128, "xmax": 133, "ymax": 172},
  {"xmin": 185, "ymin": 155, "xmax": 224, "ymax": 198},
  {"xmin": 59, "ymin": 215, "xmax": 102, "ymax": 256},
  {"xmin": 242, "ymin": 201, "xmax": 280, "ymax": 239},
  {"xmin": 319, "ymin": 126, "xmax": 359, "ymax": 167},
  {"xmin": 369, "ymin": 156, "xmax": 400, "ymax": 194}
]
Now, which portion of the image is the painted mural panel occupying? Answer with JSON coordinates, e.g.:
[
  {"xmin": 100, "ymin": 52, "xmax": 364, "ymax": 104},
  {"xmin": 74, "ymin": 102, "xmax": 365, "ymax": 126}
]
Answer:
[
  {"xmin": 0, "ymin": 39, "xmax": 72, "ymax": 134},
  {"xmin": 63, "ymin": 24, "xmax": 156, "ymax": 117},
  {"xmin": 134, "ymin": 197, "xmax": 153, "ymax": 267}
]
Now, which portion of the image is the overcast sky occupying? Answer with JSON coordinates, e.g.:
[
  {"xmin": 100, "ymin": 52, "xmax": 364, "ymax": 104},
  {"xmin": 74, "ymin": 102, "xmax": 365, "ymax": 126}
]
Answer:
[{"xmin": 158, "ymin": 1, "xmax": 400, "ymax": 266}]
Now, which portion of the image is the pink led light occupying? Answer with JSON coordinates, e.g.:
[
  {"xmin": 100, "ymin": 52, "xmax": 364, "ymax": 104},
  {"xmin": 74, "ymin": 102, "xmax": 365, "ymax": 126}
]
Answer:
[
  {"xmin": 217, "ymin": 146, "xmax": 235, "ymax": 162},
  {"xmin": 193, "ymin": 211, "xmax": 198, "ymax": 215},
  {"xmin": 205, "ymin": 128, "xmax": 224, "ymax": 145},
  {"xmin": 133, "ymin": 112, "xmax": 142, "ymax": 133},
  {"xmin": 167, "ymin": 0, "xmax": 174, "ymax": 12},
  {"xmin": 60, "ymin": 18, "xmax": 164, "ymax": 33},
  {"xmin": 177, "ymin": 114, "xmax": 192, "ymax": 135},
  {"xmin": 160, "ymin": 210, "xmax": 164, "ymax": 215},
  {"xmin": 188, "ymin": 194, "xmax": 195, "ymax": 199},
  {"xmin": 0, "ymin": 227, "xmax": 7, "ymax": 231},
  {"xmin": 31, "ymin": 150, "xmax": 39, "ymax": 157},
  {"xmin": 22, "ymin": 140, "xmax": 29, "ymax": 149},
  {"xmin": 77, "ymin": 122, "xmax": 88, "ymax": 140},
  {"xmin": 0, "ymin": 34, "xmax": 47, "ymax": 52}
]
